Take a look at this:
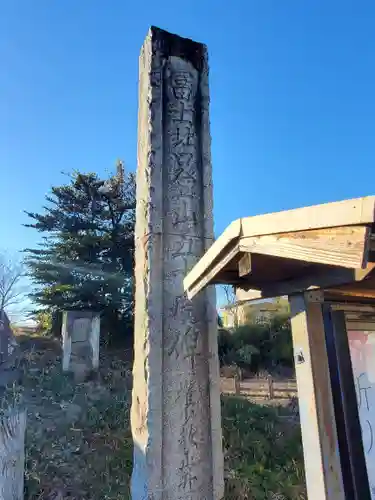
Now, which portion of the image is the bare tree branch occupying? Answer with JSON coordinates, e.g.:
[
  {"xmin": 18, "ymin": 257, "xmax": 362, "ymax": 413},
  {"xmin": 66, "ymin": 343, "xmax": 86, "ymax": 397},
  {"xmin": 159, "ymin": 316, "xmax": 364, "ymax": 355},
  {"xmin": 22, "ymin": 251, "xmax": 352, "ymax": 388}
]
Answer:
[
  {"xmin": 0, "ymin": 252, "xmax": 25, "ymax": 315},
  {"xmin": 222, "ymin": 285, "xmax": 239, "ymax": 328}
]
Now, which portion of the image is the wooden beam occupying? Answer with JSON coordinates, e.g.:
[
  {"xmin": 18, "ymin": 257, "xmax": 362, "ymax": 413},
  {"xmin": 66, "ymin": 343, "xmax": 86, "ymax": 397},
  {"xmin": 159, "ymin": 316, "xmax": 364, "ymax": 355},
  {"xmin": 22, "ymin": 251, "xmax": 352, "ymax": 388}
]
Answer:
[
  {"xmin": 240, "ymin": 196, "xmax": 375, "ymax": 238},
  {"xmin": 239, "ymin": 226, "xmax": 370, "ymax": 269},
  {"xmin": 331, "ymin": 303, "xmax": 375, "ymax": 313},
  {"xmin": 238, "ymin": 253, "xmax": 251, "ymax": 278},
  {"xmin": 289, "ymin": 294, "xmax": 345, "ymax": 499},
  {"xmin": 184, "ymin": 197, "xmax": 375, "ymax": 299},
  {"xmin": 346, "ymin": 321, "xmax": 375, "ymax": 331},
  {"xmin": 236, "ymin": 263, "xmax": 375, "ymax": 300},
  {"xmin": 344, "ymin": 309, "xmax": 375, "ymax": 331},
  {"xmin": 236, "ymin": 288, "xmax": 262, "ymax": 302},
  {"xmin": 184, "ymin": 219, "xmax": 241, "ymax": 293},
  {"xmin": 186, "ymin": 244, "xmax": 239, "ymax": 299},
  {"xmin": 324, "ymin": 286, "xmax": 375, "ymax": 300}
]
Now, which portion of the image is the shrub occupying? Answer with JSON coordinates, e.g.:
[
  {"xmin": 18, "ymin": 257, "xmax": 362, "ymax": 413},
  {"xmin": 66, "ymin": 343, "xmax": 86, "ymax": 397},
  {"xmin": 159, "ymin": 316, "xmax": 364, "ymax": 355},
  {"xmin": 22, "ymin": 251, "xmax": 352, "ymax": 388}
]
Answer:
[
  {"xmin": 218, "ymin": 313, "xmax": 294, "ymax": 374},
  {"xmin": 222, "ymin": 395, "xmax": 306, "ymax": 499},
  {"xmin": 235, "ymin": 344, "xmax": 260, "ymax": 366},
  {"xmin": 268, "ymin": 313, "xmax": 294, "ymax": 368},
  {"xmin": 33, "ymin": 310, "xmax": 53, "ymax": 336},
  {"xmin": 218, "ymin": 328, "xmax": 235, "ymax": 366}
]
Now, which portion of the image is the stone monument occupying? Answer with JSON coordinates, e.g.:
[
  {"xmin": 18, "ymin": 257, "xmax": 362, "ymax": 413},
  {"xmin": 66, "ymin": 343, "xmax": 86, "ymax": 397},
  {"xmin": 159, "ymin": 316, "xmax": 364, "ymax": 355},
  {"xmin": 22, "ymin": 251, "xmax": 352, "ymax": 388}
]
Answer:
[
  {"xmin": 0, "ymin": 311, "xmax": 20, "ymax": 388},
  {"xmin": 61, "ymin": 311, "xmax": 100, "ymax": 381},
  {"xmin": 131, "ymin": 27, "xmax": 224, "ymax": 500},
  {"xmin": 0, "ymin": 311, "xmax": 26, "ymax": 500}
]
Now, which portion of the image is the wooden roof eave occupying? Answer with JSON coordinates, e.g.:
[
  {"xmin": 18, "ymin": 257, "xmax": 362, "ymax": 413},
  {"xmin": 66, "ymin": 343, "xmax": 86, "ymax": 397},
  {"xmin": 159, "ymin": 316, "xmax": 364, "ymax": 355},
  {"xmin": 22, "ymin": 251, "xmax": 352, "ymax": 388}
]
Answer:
[
  {"xmin": 183, "ymin": 218, "xmax": 242, "ymax": 297},
  {"xmin": 184, "ymin": 196, "xmax": 375, "ymax": 300},
  {"xmin": 236, "ymin": 263, "xmax": 375, "ymax": 302}
]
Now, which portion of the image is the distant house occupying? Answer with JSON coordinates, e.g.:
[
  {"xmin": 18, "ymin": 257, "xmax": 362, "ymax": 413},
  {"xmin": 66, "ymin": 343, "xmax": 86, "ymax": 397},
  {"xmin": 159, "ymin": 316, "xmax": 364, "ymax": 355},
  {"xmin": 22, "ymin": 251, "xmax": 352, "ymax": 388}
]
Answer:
[
  {"xmin": 220, "ymin": 297, "xmax": 289, "ymax": 329},
  {"xmin": 11, "ymin": 320, "xmax": 38, "ymax": 336},
  {"xmin": 14, "ymin": 325, "xmax": 38, "ymax": 335}
]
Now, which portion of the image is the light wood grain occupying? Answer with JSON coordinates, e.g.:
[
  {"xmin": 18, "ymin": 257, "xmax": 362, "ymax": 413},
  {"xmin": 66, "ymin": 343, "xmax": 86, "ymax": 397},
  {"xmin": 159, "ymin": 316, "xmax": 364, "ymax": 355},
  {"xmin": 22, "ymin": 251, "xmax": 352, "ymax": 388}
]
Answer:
[
  {"xmin": 239, "ymin": 226, "xmax": 370, "ymax": 269},
  {"xmin": 240, "ymin": 196, "xmax": 375, "ymax": 238},
  {"xmin": 184, "ymin": 196, "xmax": 375, "ymax": 299},
  {"xmin": 238, "ymin": 253, "xmax": 251, "ymax": 277},
  {"xmin": 236, "ymin": 263, "xmax": 375, "ymax": 300},
  {"xmin": 183, "ymin": 219, "xmax": 241, "ymax": 292},
  {"xmin": 289, "ymin": 295, "xmax": 345, "ymax": 499},
  {"xmin": 186, "ymin": 243, "xmax": 239, "ymax": 299}
]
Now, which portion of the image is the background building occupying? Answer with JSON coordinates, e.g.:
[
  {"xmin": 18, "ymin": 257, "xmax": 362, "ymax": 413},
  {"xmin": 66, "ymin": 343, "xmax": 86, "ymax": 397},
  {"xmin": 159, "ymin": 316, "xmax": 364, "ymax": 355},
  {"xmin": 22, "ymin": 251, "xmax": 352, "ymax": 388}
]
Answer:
[{"xmin": 220, "ymin": 297, "xmax": 289, "ymax": 329}]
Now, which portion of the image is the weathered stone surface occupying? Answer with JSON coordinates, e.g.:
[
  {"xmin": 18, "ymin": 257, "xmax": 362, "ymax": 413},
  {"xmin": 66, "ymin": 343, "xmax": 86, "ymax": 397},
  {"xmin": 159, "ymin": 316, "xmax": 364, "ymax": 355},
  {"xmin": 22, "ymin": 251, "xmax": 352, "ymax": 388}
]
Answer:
[
  {"xmin": 131, "ymin": 27, "xmax": 224, "ymax": 500},
  {"xmin": 0, "ymin": 311, "xmax": 21, "ymax": 389},
  {"xmin": 61, "ymin": 311, "xmax": 100, "ymax": 381},
  {"xmin": 0, "ymin": 407, "xmax": 26, "ymax": 500}
]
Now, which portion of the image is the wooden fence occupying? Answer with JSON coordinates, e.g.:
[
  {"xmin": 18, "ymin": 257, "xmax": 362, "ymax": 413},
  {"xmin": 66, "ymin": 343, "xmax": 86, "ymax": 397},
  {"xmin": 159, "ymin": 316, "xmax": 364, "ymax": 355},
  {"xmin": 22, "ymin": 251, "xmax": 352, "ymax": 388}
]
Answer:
[{"xmin": 221, "ymin": 376, "xmax": 297, "ymax": 400}]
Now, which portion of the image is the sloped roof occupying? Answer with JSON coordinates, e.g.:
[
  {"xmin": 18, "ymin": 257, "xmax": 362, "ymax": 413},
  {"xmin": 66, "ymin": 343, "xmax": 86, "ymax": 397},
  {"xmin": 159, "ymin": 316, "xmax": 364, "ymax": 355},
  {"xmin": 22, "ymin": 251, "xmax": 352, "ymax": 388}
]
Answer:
[{"xmin": 184, "ymin": 196, "xmax": 375, "ymax": 301}]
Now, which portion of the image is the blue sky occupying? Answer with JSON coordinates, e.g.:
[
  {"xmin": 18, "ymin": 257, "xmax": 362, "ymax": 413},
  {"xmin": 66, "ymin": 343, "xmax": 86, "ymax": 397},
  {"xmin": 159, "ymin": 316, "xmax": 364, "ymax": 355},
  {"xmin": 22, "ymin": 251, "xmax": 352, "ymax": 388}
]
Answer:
[{"xmin": 1, "ymin": 2, "xmax": 375, "ymax": 255}]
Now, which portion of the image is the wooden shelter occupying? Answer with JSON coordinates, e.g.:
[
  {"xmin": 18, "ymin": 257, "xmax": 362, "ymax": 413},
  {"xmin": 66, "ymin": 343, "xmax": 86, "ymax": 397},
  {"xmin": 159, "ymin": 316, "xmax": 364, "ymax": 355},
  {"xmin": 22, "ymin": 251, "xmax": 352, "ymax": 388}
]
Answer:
[{"xmin": 184, "ymin": 196, "xmax": 375, "ymax": 500}]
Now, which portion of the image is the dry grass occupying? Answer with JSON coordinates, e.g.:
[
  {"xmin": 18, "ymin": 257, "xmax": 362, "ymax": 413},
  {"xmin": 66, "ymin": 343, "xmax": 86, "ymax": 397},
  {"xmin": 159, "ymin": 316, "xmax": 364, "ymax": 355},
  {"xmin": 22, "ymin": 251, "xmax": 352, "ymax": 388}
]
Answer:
[
  {"xmin": 20, "ymin": 337, "xmax": 132, "ymax": 499},
  {"xmin": 16, "ymin": 336, "xmax": 305, "ymax": 499}
]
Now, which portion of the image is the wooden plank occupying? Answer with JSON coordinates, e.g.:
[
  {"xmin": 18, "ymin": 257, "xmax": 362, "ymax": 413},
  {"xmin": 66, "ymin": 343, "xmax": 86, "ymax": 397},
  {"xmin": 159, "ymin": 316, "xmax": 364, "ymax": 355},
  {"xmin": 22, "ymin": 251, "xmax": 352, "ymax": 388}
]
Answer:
[
  {"xmin": 241, "ymin": 196, "xmax": 375, "ymax": 239},
  {"xmin": 324, "ymin": 277, "xmax": 375, "ymax": 301},
  {"xmin": 346, "ymin": 321, "xmax": 375, "ymax": 331},
  {"xmin": 289, "ymin": 294, "xmax": 345, "ymax": 500},
  {"xmin": 239, "ymin": 226, "xmax": 370, "ymax": 269},
  {"xmin": 331, "ymin": 303, "xmax": 375, "ymax": 313},
  {"xmin": 236, "ymin": 288, "xmax": 263, "ymax": 302},
  {"xmin": 185, "ymin": 243, "xmax": 239, "ymax": 299},
  {"xmin": 325, "ymin": 288, "xmax": 375, "ymax": 299},
  {"xmin": 344, "ymin": 309, "xmax": 375, "ymax": 331},
  {"xmin": 184, "ymin": 197, "xmax": 375, "ymax": 298},
  {"xmin": 220, "ymin": 378, "xmax": 297, "ymax": 398},
  {"xmin": 236, "ymin": 263, "xmax": 375, "ymax": 300},
  {"xmin": 238, "ymin": 253, "xmax": 252, "ymax": 277},
  {"xmin": 184, "ymin": 219, "xmax": 241, "ymax": 293}
]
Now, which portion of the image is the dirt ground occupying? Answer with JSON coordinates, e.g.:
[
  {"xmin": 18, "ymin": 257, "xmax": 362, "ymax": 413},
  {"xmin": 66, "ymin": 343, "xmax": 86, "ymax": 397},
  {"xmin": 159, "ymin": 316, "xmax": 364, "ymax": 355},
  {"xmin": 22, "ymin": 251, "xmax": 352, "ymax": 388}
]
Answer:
[
  {"xmin": 18, "ymin": 336, "xmax": 133, "ymax": 499},
  {"xmin": 12, "ymin": 335, "xmax": 304, "ymax": 500}
]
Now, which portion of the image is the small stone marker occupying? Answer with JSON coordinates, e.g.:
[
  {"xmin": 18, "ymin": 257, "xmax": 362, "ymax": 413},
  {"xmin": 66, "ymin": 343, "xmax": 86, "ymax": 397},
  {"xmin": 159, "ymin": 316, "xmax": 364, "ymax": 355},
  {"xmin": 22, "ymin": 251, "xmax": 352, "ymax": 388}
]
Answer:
[
  {"xmin": 131, "ymin": 27, "xmax": 224, "ymax": 500},
  {"xmin": 61, "ymin": 311, "xmax": 100, "ymax": 381}
]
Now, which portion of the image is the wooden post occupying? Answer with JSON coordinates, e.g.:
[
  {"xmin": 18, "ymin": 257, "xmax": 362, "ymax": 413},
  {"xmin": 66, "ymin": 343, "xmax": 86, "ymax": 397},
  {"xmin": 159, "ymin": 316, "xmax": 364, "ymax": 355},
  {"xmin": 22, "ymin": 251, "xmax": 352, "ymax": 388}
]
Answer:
[
  {"xmin": 289, "ymin": 292, "xmax": 345, "ymax": 500},
  {"xmin": 234, "ymin": 374, "xmax": 240, "ymax": 395},
  {"xmin": 323, "ymin": 305, "xmax": 371, "ymax": 499},
  {"xmin": 267, "ymin": 375, "xmax": 274, "ymax": 400}
]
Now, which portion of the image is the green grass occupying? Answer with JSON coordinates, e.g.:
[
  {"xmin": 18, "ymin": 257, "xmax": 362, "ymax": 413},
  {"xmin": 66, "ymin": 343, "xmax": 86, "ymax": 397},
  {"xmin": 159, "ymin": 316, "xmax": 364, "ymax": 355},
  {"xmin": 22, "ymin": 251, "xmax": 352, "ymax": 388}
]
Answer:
[
  {"xmin": 20, "ymin": 339, "xmax": 133, "ymax": 499},
  {"xmin": 20, "ymin": 337, "xmax": 305, "ymax": 499},
  {"xmin": 222, "ymin": 396, "xmax": 306, "ymax": 499},
  {"xmin": 25, "ymin": 390, "xmax": 133, "ymax": 499}
]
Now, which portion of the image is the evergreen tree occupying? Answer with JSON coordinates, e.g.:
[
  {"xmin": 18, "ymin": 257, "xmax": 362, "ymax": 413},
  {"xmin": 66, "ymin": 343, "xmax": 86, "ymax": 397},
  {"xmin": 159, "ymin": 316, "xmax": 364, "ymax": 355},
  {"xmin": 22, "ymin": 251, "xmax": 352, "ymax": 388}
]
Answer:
[{"xmin": 24, "ymin": 161, "xmax": 135, "ymax": 339}]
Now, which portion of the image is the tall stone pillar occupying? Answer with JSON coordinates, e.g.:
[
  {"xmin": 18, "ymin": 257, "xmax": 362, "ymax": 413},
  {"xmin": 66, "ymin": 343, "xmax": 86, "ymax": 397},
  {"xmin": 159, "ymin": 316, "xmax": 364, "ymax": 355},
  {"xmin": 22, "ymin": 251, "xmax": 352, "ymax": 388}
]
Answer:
[{"xmin": 131, "ymin": 27, "xmax": 224, "ymax": 500}]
